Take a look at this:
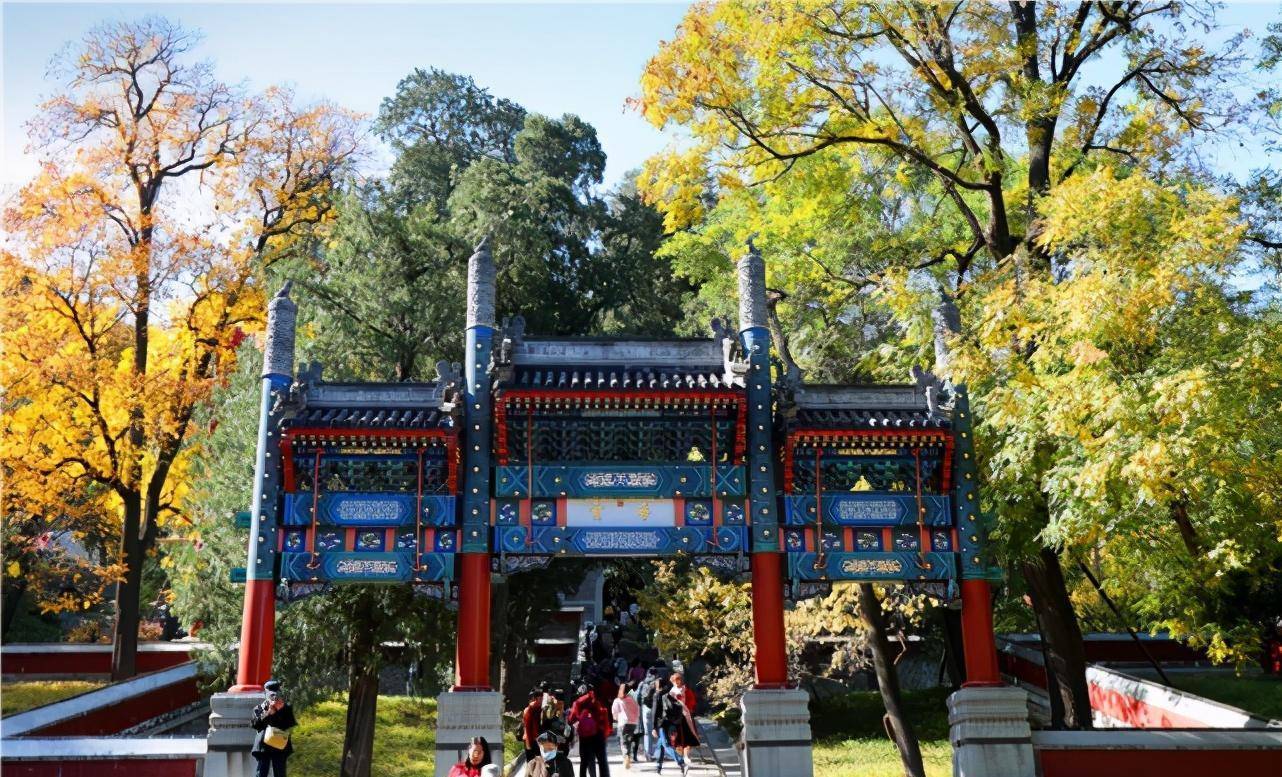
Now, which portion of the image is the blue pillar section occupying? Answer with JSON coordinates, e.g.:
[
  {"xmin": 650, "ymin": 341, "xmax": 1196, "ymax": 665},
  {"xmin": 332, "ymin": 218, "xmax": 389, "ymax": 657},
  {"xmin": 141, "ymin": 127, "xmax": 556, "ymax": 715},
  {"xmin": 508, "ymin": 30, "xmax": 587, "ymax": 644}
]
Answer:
[
  {"xmin": 247, "ymin": 373, "xmax": 290, "ymax": 581},
  {"xmin": 742, "ymin": 325, "xmax": 779, "ymax": 551},
  {"xmin": 247, "ymin": 284, "xmax": 296, "ymax": 582},
  {"xmin": 951, "ymin": 385, "xmax": 1000, "ymax": 580},
  {"xmin": 461, "ymin": 324, "xmax": 494, "ymax": 552}
]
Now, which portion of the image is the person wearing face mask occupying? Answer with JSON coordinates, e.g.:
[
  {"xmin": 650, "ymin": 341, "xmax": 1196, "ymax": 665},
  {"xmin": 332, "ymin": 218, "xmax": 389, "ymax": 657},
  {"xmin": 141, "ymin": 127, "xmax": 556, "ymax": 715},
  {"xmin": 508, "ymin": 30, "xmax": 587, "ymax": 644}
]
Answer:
[
  {"xmin": 524, "ymin": 731, "xmax": 573, "ymax": 777},
  {"xmin": 250, "ymin": 679, "xmax": 297, "ymax": 777}
]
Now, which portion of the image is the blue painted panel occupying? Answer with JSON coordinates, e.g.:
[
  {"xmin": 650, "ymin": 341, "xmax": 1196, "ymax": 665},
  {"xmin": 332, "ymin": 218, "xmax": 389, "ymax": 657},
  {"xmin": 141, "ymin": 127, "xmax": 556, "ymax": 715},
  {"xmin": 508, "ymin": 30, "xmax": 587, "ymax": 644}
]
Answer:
[
  {"xmin": 279, "ymin": 551, "xmax": 453, "ymax": 583},
  {"xmin": 789, "ymin": 552, "xmax": 956, "ymax": 582},
  {"xmin": 494, "ymin": 525, "xmax": 748, "ymax": 556},
  {"xmin": 783, "ymin": 494, "xmax": 950, "ymax": 526},
  {"xmin": 283, "ymin": 493, "xmax": 455, "ymax": 527},
  {"xmin": 494, "ymin": 465, "xmax": 746, "ymax": 499}
]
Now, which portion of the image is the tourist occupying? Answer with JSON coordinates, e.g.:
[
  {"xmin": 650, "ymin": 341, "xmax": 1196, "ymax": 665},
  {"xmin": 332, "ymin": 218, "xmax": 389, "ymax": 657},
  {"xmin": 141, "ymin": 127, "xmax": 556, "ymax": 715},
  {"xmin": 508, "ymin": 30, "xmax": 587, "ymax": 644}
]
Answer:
[
  {"xmin": 668, "ymin": 673, "xmax": 701, "ymax": 761},
  {"xmin": 568, "ymin": 683, "xmax": 610, "ymax": 777},
  {"xmin": 542, "ymin": 689, "xmax": 573, "ymax": 757},
  {"xmin": 250, "ymin": 679, "xmax": 297, "ymax": 777},
  {"xmin": 448, "ymin": 736, "xmax": 492, "ymax": 777},
  {"xmin": 524, "ymin": 732, "xmax": 573, "ymax": 777},
  {"xmin": 627, "ymin": 657, "xmax": 647, "ymax": 685},
  {"xmin": 612, "ymin": 682, "xmax": 642, "ymax": 769},
  {"xmin": 580, "ymin": 622, "xmax": 596, "ymax": 664},
  {"xmin": 523, "ymin": 687, "xmax": 544, "ymax": 764},
  {"xmin": 637, "ymin": 665, "xmax": 661, "ymax": 760},
  {"xmin": 650, "ymin": 678, "xmax": 687, "ymax": 775}
]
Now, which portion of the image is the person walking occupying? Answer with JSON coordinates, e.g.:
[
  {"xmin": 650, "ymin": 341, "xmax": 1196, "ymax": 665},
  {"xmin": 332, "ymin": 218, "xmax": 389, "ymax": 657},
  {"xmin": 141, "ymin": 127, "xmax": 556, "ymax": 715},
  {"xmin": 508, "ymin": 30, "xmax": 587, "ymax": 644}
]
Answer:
[
  {"xmin": 250, "ymin": 679, "xmax": 296, "ymax": 777},
  {"xmin": 568, "ymin": 683, "xmax": 610, "ymax": 777},
  {"xmin": 667, "ymin": 673, "xmax": 701, "ymax": 762},
  {"xmin": 522, "ymin": 687, "xmax": 544, "ymax": 764},
  {"xmin": 447, "ymin": 736, "xmax": 492, "ymax": 777},
  {"xmin": 611, "ymin": 682, "xmax": 642, "ymax": 769},
  {"xmin": 650, "ymin": 678, "xmax": 687, "ymax": 775},
  {"xmin": 524, "ymin": 732, "xmax": 574, "ymax": 777},
  {"xmin": 637, "ymin": 666, "xmax": 661, "ymax": 761}
]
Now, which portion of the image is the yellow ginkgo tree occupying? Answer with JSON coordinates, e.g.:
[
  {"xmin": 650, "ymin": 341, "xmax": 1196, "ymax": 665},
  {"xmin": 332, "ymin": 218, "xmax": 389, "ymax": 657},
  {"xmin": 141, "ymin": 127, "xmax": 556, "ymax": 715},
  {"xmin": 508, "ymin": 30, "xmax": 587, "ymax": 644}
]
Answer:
[{"xmin": 1, "ymin": 17, "xmax": 362, "ymax": 678}]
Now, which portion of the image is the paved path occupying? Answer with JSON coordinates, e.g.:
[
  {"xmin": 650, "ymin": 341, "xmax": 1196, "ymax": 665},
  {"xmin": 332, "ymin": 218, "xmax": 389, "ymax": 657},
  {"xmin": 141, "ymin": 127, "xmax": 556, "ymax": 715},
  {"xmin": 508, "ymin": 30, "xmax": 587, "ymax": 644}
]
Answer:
[{"xmin": 582, "ymin": 719, "xmax": 737, "ymax": 777}]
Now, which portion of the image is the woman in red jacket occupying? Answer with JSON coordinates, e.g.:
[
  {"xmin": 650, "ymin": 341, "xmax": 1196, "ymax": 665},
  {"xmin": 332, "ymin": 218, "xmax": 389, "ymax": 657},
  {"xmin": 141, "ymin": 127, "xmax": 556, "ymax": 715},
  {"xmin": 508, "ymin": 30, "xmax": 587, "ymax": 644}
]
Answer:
[{"xmin": 568, "ymin": 684, "xmax": 611, "ymax": 777}]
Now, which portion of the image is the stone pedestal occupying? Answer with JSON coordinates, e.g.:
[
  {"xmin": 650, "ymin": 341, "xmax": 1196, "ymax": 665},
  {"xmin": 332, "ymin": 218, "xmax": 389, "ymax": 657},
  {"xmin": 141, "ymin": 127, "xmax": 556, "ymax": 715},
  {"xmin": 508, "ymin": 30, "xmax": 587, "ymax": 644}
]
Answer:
[
  {"xmin": 434, "ymin": 690, "xmax": 503, "ymax": 777},
  {"xmin": 206, "ymin": 691, "xmax": 261, "ymax": 777},
  {"xmin": 740, "ymin": 687, "xmax": 813, "ymax": 777},
  {"xmin": 948, "ymin": 686, "xmax": 1036, "ymax": 777}
]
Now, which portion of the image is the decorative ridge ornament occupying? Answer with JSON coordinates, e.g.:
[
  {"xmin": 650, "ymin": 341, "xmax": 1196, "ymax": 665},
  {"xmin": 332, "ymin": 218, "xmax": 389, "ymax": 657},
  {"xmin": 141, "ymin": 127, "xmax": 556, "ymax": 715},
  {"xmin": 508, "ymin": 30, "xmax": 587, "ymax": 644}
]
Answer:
[{"xmin": 910, "ymin": 365, "xmax": 954, "ymax": 419}]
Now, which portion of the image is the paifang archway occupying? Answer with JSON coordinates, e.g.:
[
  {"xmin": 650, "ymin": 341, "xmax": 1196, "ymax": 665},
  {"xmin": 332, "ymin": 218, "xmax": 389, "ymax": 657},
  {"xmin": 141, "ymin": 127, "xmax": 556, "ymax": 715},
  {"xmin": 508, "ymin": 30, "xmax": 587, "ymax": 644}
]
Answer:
[{"xmin": 220, "ymin": 241, "xmax": 1002, "ymax": 777}]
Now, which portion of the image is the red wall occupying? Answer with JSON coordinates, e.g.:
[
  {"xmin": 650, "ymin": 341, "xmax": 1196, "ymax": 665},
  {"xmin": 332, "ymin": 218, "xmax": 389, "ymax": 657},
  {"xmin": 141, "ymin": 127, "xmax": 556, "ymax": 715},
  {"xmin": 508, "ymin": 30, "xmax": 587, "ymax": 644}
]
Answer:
[
  {"xmin": 27, "ymin": 676, "xmax": 201, "ymax": 736},
  {"xmin": 1039, "ymin": 748, "xmax": 1282, "ymax": 777},
  {"xmin": 2, "ymin": 645, "xmax": 192, "ymax": 677},
  {"xmin": 0, "ymin": 759, "xmax": 200, "ymax": 777}
]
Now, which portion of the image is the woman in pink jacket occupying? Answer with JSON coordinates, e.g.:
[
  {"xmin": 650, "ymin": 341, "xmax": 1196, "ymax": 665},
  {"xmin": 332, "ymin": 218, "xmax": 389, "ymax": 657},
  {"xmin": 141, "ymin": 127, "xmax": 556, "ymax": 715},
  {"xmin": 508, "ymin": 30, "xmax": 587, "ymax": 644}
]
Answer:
[{"xmin": 611, "ymin": 682, "xmax": 642, "ymax": 769}]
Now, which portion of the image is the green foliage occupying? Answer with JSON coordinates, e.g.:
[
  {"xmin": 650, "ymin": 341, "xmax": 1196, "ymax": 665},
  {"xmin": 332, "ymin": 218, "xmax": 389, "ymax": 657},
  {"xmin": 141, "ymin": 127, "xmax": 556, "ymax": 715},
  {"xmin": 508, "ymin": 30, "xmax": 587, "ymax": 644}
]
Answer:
[
  {"xmin": 0, "ymin": 680, "xmax": 105, "ymax": 715},
  {"xmin": 810, "ymin": 688, "xmax": 952, "ymax": 777}
]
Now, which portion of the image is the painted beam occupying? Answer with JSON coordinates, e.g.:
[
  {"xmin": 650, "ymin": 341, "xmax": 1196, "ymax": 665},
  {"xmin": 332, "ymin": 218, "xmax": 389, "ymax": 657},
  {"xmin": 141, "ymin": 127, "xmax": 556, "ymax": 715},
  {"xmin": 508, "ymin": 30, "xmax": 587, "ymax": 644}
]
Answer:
[
  {"xmin": 494, "ymin": 525, "xmax": 748, "ymax": 556},
  {"xmin": 494, "ymin": 464, "xmax": 746, "ymax": 499},
  {"xmin": 783, "ymin": 494, "xmax": 951, "ymax": 526},
  {"xmin": 282, "ymin": 493, "xmax": 455, "ymax": 527},
  {"xmin": 279, "ymin": 551, "xmax": 454, "ymax": 583},
  {"xmin": 787, "ymin": 551, "xmax": 956, "ymax": 581}
]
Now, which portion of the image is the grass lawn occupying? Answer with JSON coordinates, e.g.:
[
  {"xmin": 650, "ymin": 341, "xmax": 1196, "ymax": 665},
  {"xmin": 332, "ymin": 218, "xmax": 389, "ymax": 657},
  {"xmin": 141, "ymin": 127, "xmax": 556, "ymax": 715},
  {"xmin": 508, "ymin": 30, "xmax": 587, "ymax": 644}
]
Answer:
[
  {"xmin": 1, "ymin": 680, "xmax": 106, "ymax": 716},
  {"xmin": 289, "ymin": 695, "xmax": 522, "ymax": 777},
  {"xmin": 810, "ymin": 687, "xmax": 952, "ymax": 777},
  {"xmin": 1172, "ymin": 674, "xmax": 1282, "ymax": 720}
]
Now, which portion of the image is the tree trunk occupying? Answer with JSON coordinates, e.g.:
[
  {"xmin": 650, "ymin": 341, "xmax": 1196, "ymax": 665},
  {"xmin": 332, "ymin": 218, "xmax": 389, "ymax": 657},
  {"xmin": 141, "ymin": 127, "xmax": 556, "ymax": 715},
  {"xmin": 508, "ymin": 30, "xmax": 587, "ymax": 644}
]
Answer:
[
  {"xmin": 858, "ymin": 583, "xmax": 926, "ymax": 777},
  {"xmin": 937, "ymin": 606, "xmax": 965, "ymax": 689},
  {"xmin": 1169, "ymin": 501, "xmax": 1201, "ymax": 557},
  {"xmin": 1021, "ymin": 547, "xmax": 1092, "ymax": 729},
  {"xmin": 491, "ymin": 575, "xmax": 509, "ymax": 696},
  {"xmin": 2, "ymin": 576, "xmax": 29, "ymax": 643},
  {"xmin": 342, "ymin": 594, "xmax": 380, "ymax": 777},
  {"xmin": 111, "ymin": 494, "xmax": 144, "ymax": 680}
]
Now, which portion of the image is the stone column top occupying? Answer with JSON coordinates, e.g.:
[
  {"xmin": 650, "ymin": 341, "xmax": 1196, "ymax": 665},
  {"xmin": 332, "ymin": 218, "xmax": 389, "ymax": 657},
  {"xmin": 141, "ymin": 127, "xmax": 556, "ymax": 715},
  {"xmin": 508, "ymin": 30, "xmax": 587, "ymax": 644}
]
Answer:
[
  {"xmin": 466, "ymin": 236, "xmax": 496, "ymax": 329},
  {"xmin": 737, "ymin": 239, "xmax": 768, "ymax": 332}
]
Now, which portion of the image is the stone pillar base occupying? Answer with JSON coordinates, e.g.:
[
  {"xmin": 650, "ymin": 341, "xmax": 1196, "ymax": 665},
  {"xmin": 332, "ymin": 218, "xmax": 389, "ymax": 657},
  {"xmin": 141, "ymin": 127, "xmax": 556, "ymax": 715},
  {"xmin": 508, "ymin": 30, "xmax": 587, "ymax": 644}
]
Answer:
[
  {"xmin": 948, "ymin": 686, "xmax": 1036, "ymax": 777},
  {"xmin": 206, "ymin": 691, "xmax": 261, "ymax": 777},
  {"xmin": 740, "ymin": 687, "xmax": 813, "ymax": 777},
  {"xmin": 434, "ymin": 690, "xmax": 503, "ymax": 777}
]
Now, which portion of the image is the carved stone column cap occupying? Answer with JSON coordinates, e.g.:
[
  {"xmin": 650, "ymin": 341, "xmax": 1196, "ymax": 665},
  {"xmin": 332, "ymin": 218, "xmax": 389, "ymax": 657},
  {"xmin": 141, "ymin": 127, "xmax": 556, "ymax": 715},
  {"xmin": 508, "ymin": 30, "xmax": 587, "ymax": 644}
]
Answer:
[
  {"xmin": 466, "ymin": 235, "xmax": 496, "ymax": 329},
  {"xmin": 737, "ymin": 239, "xmax": 768, "ymax": 332},
  {"xmin": 263, "ymin": 280, "xmax": 297, "ymax": 378}
]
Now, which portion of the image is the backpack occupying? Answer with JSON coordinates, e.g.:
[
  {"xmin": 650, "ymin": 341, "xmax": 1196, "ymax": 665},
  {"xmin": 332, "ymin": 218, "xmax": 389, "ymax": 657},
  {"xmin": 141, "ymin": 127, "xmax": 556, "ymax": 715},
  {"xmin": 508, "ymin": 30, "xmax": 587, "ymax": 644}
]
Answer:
[
  {"xmin": 575, "ymin": 704, "xmax": 599, "ymax": 738},
  {"xmin": 639, "ymin": 679, "xmax": 657, "ymax": 707}
]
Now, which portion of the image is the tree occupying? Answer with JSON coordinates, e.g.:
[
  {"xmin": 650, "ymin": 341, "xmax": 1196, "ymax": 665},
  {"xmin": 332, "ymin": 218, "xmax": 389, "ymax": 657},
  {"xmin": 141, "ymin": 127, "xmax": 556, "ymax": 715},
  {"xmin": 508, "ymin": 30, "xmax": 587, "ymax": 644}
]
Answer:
[
  {"xmin": 1, "ymin": 17, "xmax": 361, "ymax": 678},
  {"xmin": 636, "ymin": 0, "xmax": 1254, "ymax": 730}
]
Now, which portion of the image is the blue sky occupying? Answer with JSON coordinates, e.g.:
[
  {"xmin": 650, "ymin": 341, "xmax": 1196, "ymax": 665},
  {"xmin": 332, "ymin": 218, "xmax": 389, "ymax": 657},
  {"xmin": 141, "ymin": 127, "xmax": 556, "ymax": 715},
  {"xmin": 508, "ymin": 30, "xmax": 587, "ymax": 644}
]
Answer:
[
  {"xmin": 3, "ymin": 1, "xmax": 1279, "ymax": 196},
  {"xmin": 2, "ymin": 2, "xmax": 691, "ymax": 190}
]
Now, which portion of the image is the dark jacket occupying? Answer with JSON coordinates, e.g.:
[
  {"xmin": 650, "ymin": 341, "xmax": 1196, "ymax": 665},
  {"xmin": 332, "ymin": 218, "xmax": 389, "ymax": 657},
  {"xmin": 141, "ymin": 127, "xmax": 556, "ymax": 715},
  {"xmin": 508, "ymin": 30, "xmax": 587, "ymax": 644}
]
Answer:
[
  {"xmin": 652, "ymin": 692, "xmax": 684, "ymax": 729},
  {"xmin": 251, "ymin": 700, "xmax": 297, "ymax": 756},
  {"xmin": 524, "ymin": 751, "xmax": 574, "ymax": 777}
]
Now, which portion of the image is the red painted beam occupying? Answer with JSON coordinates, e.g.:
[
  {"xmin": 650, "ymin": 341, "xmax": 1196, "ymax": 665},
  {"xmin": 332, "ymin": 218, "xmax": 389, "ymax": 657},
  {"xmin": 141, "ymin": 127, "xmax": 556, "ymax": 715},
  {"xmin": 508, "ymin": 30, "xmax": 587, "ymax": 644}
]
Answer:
[
  {"xmin": 750, "ymin": 552, "xmax": 789, "ymax": 688},
  {"xmin": 454, "ymin": 552, "xmax": 492, "ymax": 690}
]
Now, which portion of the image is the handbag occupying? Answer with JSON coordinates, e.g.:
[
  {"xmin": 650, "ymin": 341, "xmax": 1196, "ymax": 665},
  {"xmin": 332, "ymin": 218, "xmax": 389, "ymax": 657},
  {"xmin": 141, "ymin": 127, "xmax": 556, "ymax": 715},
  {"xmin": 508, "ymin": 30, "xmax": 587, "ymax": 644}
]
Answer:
[{"xmin": 264, "ymin": 724, "xmax": 291, "ymax": 749}]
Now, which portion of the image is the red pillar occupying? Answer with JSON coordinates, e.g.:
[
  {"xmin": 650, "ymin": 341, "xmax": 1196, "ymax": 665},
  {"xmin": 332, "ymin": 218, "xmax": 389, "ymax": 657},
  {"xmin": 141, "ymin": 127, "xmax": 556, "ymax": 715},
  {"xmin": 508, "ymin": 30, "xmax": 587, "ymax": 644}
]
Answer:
[
  {"xmin": 454, "ymin": 552, "xmax": 492, "ymax": 690},
  {"xmin": 960, "ymin": 579, "xmax": 1002, "ymax": 686},
  {"xmin": 750, "ymin": 552, "xmax": 789, "ymax": 688},
  {"xmin": 231, "ymin": 579, "xmax": 276, "ymax": 692}
]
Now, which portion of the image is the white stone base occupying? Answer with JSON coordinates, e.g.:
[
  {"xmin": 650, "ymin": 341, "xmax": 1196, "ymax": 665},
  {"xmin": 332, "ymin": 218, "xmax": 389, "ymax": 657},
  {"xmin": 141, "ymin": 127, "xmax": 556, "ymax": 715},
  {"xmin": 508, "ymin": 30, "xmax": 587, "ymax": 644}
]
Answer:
[
  {"xmin": 948, "ymin": 686, "xmax": 1035, "ymax": 777},
  {"xmin": 740, "ymin": 687, "xmax": 813, "ymax": 777},
  {"xmin": 205, "ymin": 692, "xmax": 261, "ymax": 777},
  {"xmin": 434, "ymin": 690, "xmax": 504, "ymax": 777}
]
